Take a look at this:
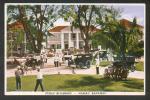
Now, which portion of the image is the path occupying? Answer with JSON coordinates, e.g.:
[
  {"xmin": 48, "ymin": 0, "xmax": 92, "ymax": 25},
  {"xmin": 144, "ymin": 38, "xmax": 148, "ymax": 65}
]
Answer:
[
  {"xmin": 6, "ymin": 57, "xmax": 144, "ymax": 79},
  {"xmin": 6, "ymin": 65, "xmax": 144, "ymax": 79}
]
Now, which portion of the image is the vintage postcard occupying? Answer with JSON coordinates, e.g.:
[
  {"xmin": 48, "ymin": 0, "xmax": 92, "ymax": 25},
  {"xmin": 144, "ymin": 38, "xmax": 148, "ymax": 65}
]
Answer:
[{"xmin": 5, "ymin": 3, "xmax": 145, "ymax": 95}]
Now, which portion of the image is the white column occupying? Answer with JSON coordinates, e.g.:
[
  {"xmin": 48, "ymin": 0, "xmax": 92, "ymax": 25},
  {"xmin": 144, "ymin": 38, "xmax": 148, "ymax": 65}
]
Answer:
[
  {"xmin": 76, "ymin": 32, "xmax": 79, "ymax": 49},
  {"xmin": 68, "ymin": 33, "xmax": 71, "ymax": 48},
  {"xmin": 61, "ymin": 33, "xmax": 64, "ymax": 49}
]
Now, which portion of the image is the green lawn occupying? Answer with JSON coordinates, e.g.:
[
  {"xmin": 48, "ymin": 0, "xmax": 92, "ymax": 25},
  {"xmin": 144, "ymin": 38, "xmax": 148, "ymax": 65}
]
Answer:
[
  {"xmin": 135, "ymin": 62, "xmax": 144, "ymax": 71},
  {"xmin": 100, "ymin": 61, "xmax": 112, "ymax": 67},
  {"xmin": 7, "ymin": 75, "xmax": 144, "ymax": 92}
]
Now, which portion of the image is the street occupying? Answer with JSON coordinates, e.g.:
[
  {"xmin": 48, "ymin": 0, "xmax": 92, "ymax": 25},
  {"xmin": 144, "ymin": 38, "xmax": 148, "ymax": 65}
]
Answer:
[{"xmin": 6, "ymin": 57, "xmax": 144, "ymax": 79}]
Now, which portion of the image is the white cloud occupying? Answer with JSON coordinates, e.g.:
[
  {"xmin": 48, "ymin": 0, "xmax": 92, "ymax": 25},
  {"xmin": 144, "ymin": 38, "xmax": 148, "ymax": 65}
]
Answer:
[{"xmin": 54, "ymin": 18, "xmax": 70, "ymax": 26}]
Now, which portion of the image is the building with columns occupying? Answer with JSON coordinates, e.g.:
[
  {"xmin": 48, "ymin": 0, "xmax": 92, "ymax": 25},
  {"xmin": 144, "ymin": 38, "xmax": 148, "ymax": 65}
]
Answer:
[
  {"xmin": 7, "ymin": 19, "xmax": 144, "ymax": 55},
  {"xmin": 48, "ymin": 26, "xmax": 99, "ymax": 50}
]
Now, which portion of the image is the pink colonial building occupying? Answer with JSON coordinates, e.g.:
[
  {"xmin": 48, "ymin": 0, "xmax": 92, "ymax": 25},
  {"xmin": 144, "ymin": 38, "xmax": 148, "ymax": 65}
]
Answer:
[
  {"xmin": 48, "ymin": 25, "xmax": 99, "ymax": 50},
  {"xmin": 47, "ymin": 19, "xmax": 144, "ymax": 50}
]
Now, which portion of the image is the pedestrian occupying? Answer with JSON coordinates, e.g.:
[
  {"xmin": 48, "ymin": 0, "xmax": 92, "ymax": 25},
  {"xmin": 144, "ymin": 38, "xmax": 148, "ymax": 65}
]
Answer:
[
  {"xmin": 34, "ymin": 68, "xmax": 44, "ymax": 91},
  {"xmin": 44, "ymin": 54, "xmax": 47, "ymax": 63},
  {"xmin": 20, "ymin": 61, "xmax": 26, "ymax": 75},
  {"xmin": 40, "ymin": 54, "xmax": 44, "ymax": 68},
  {"xmin": 58, "ymin": 53, "xmax": 63, "ymax": 66},
  {"xmin": 54, "ymin": 54, "xmax": 59, "ymax": 67},
  {"xmin": 71, "ymin": 57, "xmax": 76, "ymax": 74},
  {"xmin": 65, "ymin": 59, "xmax": 68, "ymax": 67},
  {"xmin": 95, "ymin": 54, "xmax": 100, "ymax": 75},
  {"xmin": 15, "ymin": 66, "xmax": 22, "ymax": 91}
]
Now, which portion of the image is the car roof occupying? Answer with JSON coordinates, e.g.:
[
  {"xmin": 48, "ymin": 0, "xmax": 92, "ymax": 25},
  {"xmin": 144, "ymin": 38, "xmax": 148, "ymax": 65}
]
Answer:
[{"xmin": 74, "ymin": 53, "xmax": 92, "ymax": 56}]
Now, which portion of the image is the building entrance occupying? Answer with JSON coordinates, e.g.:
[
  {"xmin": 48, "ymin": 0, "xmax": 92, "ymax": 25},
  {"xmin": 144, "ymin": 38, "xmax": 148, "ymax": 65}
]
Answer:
[{"xmin": 65, "ymin": 44, "xmax": 68, "ymax": 49}]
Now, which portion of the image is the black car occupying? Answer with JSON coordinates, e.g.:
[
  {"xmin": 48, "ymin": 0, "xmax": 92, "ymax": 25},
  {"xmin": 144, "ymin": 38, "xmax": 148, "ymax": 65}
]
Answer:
[
  {"xmin": 113, "ymin": 56, "xmax": 136, "ymax": 71},
  {"xmin": 74, "ymin": 54, "xmax": 92, "ymax": 69}
]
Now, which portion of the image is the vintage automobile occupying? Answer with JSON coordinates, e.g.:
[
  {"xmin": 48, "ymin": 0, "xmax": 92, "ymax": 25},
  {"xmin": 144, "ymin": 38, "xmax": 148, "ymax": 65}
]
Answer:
[
  {"xmin": 74, "ymin": 53, "xmax": 93, "ymax": 69},
  {"xmin": 113, "ymin": 56, "xmax": 136, "ymax": 71},
  {"xmin": 90, "ymin": 49, "xmax": 109, "ymax": 61},
  {"xmin": 24, "ymin": 53, "xmax": 44, "ymax": 69},
  {"xmin": 63, "ymin": 50, "xmax": 73, "ymax": 61}
]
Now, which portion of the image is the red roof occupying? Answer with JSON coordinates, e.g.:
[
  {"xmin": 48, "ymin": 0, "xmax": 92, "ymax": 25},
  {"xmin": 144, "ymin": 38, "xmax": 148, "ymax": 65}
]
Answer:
[
  {"xmin": 7, "ymin": 19, "xmax": 143, "ymax": 32},
  {"xmin": 120, "ymin": 19, "xmax": 143, "ymax": 29},
  {"xmin": 48, "ymin": 26, "xmax": 67, "ymax": 32},
  {"xmin": 8, "ymin": 21, "xmax": 24, "ymax": 30}
]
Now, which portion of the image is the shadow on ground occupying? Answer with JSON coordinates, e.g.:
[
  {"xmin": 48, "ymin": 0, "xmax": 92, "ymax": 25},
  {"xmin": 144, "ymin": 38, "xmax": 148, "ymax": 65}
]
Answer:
[
  {"xmin": 57, "ymin": 76, "xmax": 114, "ymax": 91},
  {"xmin": 57, "ymin": 76, "xmax": 144, "ymax": 91},
  {"xmin": 123, "ymin": 79, "xmax": 144, "ymax": 90}
]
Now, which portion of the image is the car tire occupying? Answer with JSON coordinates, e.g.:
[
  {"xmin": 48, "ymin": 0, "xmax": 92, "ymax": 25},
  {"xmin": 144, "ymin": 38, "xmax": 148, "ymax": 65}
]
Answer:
[
  {"xmin": 131, "ymin": 65, "xmax": 135, "ymax": 72},
  {"xmin": 86, "ymin": 60, "xmax": 90, "ymax": 68},
  {"xmin": 79, "ymin": 62, "xmax": 83, "ymax": 68}
]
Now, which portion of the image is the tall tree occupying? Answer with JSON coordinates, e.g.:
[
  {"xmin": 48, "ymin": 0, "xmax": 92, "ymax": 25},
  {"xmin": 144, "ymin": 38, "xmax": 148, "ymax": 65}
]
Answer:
[
  {"xmin": 92, "ymin": 6, "xmax": 122, "ymax": 51},
  {"xmin": 94, "ymin": 15, "xmax": 143, "ymax": 64},
  {"xmin": 7, "ymin": 5, "xmax": 58, "ymax": 53},
  {"xmin": 60, "ymin": 5, "xmax": 121, "ymax": 53}
]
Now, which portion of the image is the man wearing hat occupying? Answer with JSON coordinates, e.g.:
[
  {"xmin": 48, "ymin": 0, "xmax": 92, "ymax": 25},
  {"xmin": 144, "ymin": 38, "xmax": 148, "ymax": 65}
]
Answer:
[{"xmin": 15, "ymin": 66, "xmax": 22, "ymax": 90}]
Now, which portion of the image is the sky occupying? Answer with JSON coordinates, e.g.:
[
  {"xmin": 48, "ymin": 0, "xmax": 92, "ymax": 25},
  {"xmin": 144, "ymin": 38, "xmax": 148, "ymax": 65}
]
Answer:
[
  {"xmin": 54, "ymin": 4, "xmax": 145, "ymax": 27},
  {"xmin": 114, "ymin": 4, "xmax": 145, "ymax": 26}
]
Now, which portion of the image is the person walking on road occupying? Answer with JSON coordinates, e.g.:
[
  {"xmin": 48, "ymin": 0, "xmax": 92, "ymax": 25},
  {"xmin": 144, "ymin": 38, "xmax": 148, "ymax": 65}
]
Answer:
[{"xmin": 34, "ymin": 68, "xmax": 44, "ymax": 91}]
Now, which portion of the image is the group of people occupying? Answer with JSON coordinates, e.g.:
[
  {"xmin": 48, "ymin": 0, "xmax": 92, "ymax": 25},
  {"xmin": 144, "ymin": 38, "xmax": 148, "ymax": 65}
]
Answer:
[
  {"xmin": 54, "ymin": 53, "xmax": 63, "ymax": 67},
  {"xmin": 14, "ymin": 49, "xmax": 63, "ymax": 91},
  {"xmin": 15, "ymin": 66, "xmax": 44, "ymax": 91},
  {"xmin": 14, "ymin": 48, "xmax": 47, "ymax": 91},
  {"xmin": 14, "ymin": 47, "xmax": 103, "ymax": 91}
]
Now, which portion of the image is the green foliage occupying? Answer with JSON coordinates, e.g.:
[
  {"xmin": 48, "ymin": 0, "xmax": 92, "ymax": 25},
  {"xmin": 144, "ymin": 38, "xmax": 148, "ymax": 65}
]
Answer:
[
  {"xmin": 92, "ymin": 16, "xmax": 144, "ymax": 59},
  {"xmin": 91, "ymin": 31, "xmax": 118, "ymax": 51},
  {"xmin": 127, "ymin": 41, "xmax": 144, "ymax": 58},
  {"xmin": 7, "ymin": 28, "xmax": 25, "ymax": 56},
  {"xmin": 7, "ymin": 5, "xmax": 58, "ymax": 53},
  {"xmin": 99, "ymin": 61, "xmax": 112, "ymax": 67},
  {"xmin": 60, "ymin": 5, "xmax": 120, "ymax": 53},
  {"xmin": 135, "ymin": 62, "xmax": 144, "ymax": 71}
]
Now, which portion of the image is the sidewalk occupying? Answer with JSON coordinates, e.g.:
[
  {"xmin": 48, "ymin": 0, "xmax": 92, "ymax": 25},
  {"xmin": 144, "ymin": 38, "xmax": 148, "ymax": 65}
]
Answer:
[{"xmin": 6, "ymin": 65, "xmax": 144, "ymax": 79}]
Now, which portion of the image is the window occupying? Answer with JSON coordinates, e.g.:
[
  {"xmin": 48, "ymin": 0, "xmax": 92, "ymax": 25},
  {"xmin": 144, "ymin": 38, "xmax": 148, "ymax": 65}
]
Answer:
[
  {"xmin": 57, "ymin": 44, "xmax": 61, "ymax": 49},
  {"xmin": 72, "ymin": 33, "xmax": 76, "ymax": 40}
]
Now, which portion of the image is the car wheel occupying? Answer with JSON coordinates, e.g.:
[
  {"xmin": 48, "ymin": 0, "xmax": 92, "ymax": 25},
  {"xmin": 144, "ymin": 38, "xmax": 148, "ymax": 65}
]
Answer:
[
  {"xmin": 131, "ymin": 65, "xmax": 135, "ymax": 72},
  {"xmin": 86, "ymin": 60, "xmax": 90, "ymax": 68},
  {"xmin": 79, "ymin": 62, "xmax": 83, "ymax": 68}
]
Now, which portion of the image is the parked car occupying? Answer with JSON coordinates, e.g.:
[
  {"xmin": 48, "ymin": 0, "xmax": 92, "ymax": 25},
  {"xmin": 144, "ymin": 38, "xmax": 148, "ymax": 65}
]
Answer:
[
  {"xmin": 74, "ymin": 54, "xmax": 93, "ymax": 69},
  {"xmin": 113, "ymin": 56, "xmax": 136, "ymax": 72},
  {"xmin": 63, "ymin": 51, "xmax": 72, "ymax": 61}
]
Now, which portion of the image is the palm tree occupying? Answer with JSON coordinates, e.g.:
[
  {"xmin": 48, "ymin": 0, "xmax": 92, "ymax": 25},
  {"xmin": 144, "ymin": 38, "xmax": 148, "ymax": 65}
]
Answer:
[{"xmin": 92, "ymin": 17, "xmax": 143, "ymax": 67}]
